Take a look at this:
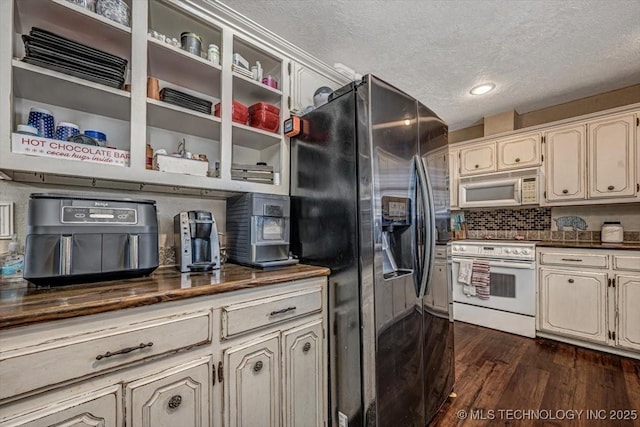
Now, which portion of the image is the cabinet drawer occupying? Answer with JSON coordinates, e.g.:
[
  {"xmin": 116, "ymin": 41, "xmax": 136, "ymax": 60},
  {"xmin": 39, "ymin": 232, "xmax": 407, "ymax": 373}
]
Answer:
[
  {"xmin": 614, "ymin": 255, "xmax": 640, "ymax": 272},
  {"xmin": 539, "ymin": 252, "xmax": 608, "ymax": 268},
  {"xmin": 0, "ymin": 310, "xmax": 211, "ymax": 400},
  {"xmin": 222, "ymin": 287, "xmax": 322, "ymax": 339}
]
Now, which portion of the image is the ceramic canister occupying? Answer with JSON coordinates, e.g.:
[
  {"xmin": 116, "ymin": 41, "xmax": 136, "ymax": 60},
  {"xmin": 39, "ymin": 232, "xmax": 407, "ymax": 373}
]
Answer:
[
  {"xmin": 96, "ymin": 0, "xmax": 130, "ymax": 26},
  {"xmin": 27, "ymin": 108, "xmax": 55, "ymax": 138},
  {"xmin": 55, "ymin": 122, "xmax": 80, "ymax": 141}
]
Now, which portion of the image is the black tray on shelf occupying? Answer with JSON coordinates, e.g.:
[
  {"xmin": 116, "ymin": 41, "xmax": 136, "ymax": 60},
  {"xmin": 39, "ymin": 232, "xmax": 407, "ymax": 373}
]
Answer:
[
  {"xmin": 160, "ymin": 97, "xmax": 212, "ymax": 114},
  {"xmin": 160, "ymin": 88, "xmax": 212, "ymax": 108},
  {"xmin": 24, "ymin": 44, "xmax": 125, "ymax": 81},
  {"xmin": 22, "ymin": 57, "xmax": 124, "ymax": 89},
  {"xmin": 26, "ymin": 27, "xmax": 128, "ymax": 71}
]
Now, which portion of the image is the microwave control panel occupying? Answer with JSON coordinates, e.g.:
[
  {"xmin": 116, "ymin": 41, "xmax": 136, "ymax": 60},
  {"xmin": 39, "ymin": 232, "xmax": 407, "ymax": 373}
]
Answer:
[{"xmin": 521, "ymin": 177, "xmax": 538, "ymax": 203}]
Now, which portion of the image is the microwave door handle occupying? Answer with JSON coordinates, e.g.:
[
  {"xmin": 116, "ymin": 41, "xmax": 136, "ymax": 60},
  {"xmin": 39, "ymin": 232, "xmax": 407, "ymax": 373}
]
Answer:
[
  {"xmin": 515, "ymin": 179, "xmax": 522, "ymax": 204},
  {"xmin": 415, "ymin": 155, "xmax": 434, "ymax": 299}
]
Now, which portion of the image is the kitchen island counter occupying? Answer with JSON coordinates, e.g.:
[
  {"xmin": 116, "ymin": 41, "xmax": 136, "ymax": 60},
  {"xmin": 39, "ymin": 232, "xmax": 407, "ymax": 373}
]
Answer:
[{"xmin": 0, "ymin": 263, "xmax": 329, "ymax": 330}]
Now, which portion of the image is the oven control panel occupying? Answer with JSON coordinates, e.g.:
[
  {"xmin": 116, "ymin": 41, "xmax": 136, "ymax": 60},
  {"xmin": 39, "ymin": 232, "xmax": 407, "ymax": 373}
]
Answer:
[{"xmin": 451, "ymin": 241, "xmax": 535, "ymax": 261}]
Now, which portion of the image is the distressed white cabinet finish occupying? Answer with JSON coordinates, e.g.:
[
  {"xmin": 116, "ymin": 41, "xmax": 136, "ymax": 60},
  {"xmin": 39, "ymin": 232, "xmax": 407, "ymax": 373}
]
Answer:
[
  {"xmin": 282, "ymin": 320, "xmax": 324, "ymax": 427},
  {"xmin": 223, "ymin": 333, "xmax": 280, "ymax": 427},
  {"xmin": 496, "ymin": 132, "xmax": 541, "ymax": 170},
  {"xmin": 448, "ymin": 147, "xmax": 459, "ymax": 208},
  {"xmin": 126, "ymin": 357, "xmax": 211, "ymax": 427},
  {"xmin": 537, "ymin": 248, "xmax": 640, "ymax": 358},
  {"xmin": 539, "ymin": 268, "xmax": 608, "ymax": 344},
  {"xmin": 0, "ymin": 385, "xmax": 121, "ymax": 427},
  {"xmin": 458, "ymin": 143, "xmax": 496, "ymax": 176},
  {"xmin": 588, "ymin": 113, "xmax": 637, "ymax": 199},
  {"xmin": 543, "ymin": 124, "xmax": 587, "ymax": 202},
  {"xmin": 616, "ymin": 275, "xmax": 640, "ymax": 352},
  {"xmin": 288, "ymin": 61, "xmax": 345, "ymax": 115}
]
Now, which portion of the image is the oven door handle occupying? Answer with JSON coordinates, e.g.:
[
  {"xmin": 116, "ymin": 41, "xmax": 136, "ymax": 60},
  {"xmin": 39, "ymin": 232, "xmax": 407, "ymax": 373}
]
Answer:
[{"xmin": 452, "ymin": 257, "xmax": 535, "ymax": 270}]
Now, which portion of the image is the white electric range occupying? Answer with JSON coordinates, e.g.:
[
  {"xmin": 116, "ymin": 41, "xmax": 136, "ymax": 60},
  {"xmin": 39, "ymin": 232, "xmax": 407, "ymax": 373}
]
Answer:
[{"xmin": 450, "ymin": 240, "xmax": 537, "ymax": 337}]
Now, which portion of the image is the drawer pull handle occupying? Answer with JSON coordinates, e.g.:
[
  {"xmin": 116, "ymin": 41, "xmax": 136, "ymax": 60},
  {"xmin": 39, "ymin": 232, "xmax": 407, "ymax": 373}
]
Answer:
[
  {"xmin": 515, "ymin": 158, "xmax": 521, "ymax": 163},
  {"xmin": 303, "ymin": 342, "xmax": 312, "ymax": 353},
  {"xmin": 168, "ymin": 395, "xmax": 182, "ymax": 409},
  {"xmin": 561, "ymin": 258, "xmax": 583, "ymax": 262},
  {"xmin": 95, "ymin": 342, "xmax": 153, "ymax": 360},
  {"xmin": 568, "ymin": 279, "xmax": 575, "ymax": 283},
  {"xmin": 270, "ymin": 306, "xmax": 297, "ymax": 316},
  {"xmin": 562, "ymin": 189, "xmax": 569, "ymax": 194},
  {"xmin": 254, "ymin": 361, "xmax": 263, "ymax": 372},
  {"xmin": 608, "ymin": 185, "xmax": 615, "ymax": 191}
]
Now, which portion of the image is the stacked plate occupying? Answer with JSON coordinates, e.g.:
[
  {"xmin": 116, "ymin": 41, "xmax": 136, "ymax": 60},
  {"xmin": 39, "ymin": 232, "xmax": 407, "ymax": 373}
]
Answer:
[
  {"xmin": 231, "ymin": 163, "xmax": 274, "ymax": 183},
  {"xmin": 21, "ymin": 27, "xmax": 128, "ymax": 89},
  {"xmin": 232, "ymin": 64, "xmax": 253, "ymax": 79},
  {"xmin": 159, "ymin": 88, "xmax": 212, "ymax": 114}
]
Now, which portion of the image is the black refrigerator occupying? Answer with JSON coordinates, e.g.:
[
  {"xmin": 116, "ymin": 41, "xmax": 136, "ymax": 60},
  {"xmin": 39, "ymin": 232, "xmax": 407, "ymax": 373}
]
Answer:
[{"xmin": 290, "ymin": 75, "xmax": 454, "ymax": 426}]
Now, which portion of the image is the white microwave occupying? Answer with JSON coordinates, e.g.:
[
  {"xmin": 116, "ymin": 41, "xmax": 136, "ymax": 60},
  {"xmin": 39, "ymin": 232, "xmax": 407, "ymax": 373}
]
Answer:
[{"xmin": 458, "ymin": 169, "xmax": 540, "ymax": 208}]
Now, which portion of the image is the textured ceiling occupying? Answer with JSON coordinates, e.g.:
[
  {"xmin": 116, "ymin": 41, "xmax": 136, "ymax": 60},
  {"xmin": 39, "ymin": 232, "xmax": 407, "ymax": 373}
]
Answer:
[{"xmin": 218, "ymin": 0, "xmax": 640, "ymax": 130}]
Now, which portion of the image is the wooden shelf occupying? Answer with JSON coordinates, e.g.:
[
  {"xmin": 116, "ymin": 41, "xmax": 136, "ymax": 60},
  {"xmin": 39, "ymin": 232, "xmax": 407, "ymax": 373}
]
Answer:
[
  {"xmin": 232, "ymin": 123, "xmax": 281, "ymax": 150},
  {"xmin": 15, "ymin": 0, "xmax": 131, "ymax": 60},
  {"xmin": 232, "ymin": 73, "xmax": 282, "ymax": 106},
  {"xmin": 148, "ymin": 36, "xmax": 222, "ymax": 99},
  {"xmin": 147, "ymin": 98, "xmax": 221, "ymax": 140},
  {"xmin": 12, "ymin": 59, "xmax": 131, "ymax": 121}
]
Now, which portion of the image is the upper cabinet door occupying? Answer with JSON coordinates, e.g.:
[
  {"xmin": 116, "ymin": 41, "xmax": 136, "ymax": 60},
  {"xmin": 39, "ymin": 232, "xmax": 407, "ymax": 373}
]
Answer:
[
  {"xmin": 544, "ymin": 124, "xmax": 587, "ymax": 202},
  {"xmin": 496, "ymin": 132, "xmax": 541, "ymax": 170},
  {"xmin": 588, "ymin": 113, "xmax": 637, "ymax": 199},
  {"xmin": 289, "ymin": 61, "xmax": 345, "ymax": 115},
  {"xmin": 459, "ymin": 142, "xmax": 496, "ymax": 176}
]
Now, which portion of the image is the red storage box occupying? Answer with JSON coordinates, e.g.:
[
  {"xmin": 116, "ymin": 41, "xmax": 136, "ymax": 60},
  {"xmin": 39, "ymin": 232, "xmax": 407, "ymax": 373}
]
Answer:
[
  {"xmin": 248, "ymin": 102, "xmax": 280, "ymax": 116},
  {"xmin": 249, "ymin": 109, "xmax": 279, "ymax": 133},
  {"xmin": 214, "ymin": 101, "xmax": 249, "ymax": 124}
]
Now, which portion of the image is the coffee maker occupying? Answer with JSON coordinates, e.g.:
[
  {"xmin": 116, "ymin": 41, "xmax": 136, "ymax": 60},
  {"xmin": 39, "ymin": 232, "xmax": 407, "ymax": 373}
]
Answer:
[{"xmin": 174, "ymin": 211, "xmax": 220, "ymax": 272}]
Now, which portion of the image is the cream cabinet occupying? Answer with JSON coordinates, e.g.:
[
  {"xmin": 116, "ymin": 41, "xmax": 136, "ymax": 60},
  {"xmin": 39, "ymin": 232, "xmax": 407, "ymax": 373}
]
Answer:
[
  {"xmin": 539, "ymin": 268, "xmax": 608, "ymax": 344},
  {"xmin": 288, "ymin": 61, "xmax": 345, "ymax": 115},
  {"xmin": 588, "ymin": 113, "xmax": 637, "ymax": 199},
  {"xmin": 448, "ymin": 147, "xmax": 459, "ymax": 208},
  {"xmin": 458, "ymin": 142, "xmax": 496, "ymax": 176},
  {"xmin": 496, "ymin": 132, "xmax": 541, "ymax": 170},
  {"xmin": 616, "ymin": 275, "xmax": 640, "ymax": 352},
  {"xmin": 543, "ymin": 124, "xmax": 587, "ymax": 202},
  {"xmin": 542, "ymin": 112, "xmax": 639, "ymax": 205},
  {"xmin": 537, "ymin": 248, "xmax": 640, "ymax": 358}
]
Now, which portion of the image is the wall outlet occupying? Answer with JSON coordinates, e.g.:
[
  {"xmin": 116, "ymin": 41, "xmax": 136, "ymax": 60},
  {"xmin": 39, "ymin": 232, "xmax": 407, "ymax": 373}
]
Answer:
[
  {"xmin": 0, "ymin": 202, "xmax": 14, "ymax": 239},
  {"xmin": 338, "ymin": 411, "xmax": 348, "ymax": 427}
]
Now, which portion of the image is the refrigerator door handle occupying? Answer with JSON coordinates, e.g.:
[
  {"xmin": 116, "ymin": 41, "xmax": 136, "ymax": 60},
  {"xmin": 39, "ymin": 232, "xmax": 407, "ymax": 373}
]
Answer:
[
  {"xmin": 415, "ymin": 155, "xmax": 435, "ymax": 299},
  {"xmin": 413, "ymin": 161, "xmax": 424, "ymax": 298}
]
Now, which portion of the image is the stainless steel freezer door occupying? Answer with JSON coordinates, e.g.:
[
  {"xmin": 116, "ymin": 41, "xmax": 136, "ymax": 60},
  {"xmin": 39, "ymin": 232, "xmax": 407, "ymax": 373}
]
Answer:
[{"xmin": 358, "ymin": 75, "xmax": 426, "ymax": 427}]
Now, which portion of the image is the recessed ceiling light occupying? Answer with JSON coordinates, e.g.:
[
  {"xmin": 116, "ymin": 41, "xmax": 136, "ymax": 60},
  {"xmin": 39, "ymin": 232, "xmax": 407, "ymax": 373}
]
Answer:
[
  {"xmin": 470, "ymin": 83, "xmax": 495, "ymax": 95},
  {"xmin": 404, "ymin": 119, "xmax": 411, "ymax": 126}
]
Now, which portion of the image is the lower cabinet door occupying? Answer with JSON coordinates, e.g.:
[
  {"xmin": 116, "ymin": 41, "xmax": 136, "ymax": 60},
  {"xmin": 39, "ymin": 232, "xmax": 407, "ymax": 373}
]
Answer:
[
  {"xmin": 1, "ymin": 385, "xmax": 121, "ymax": 427},
  {"xmin": 282, "ymin": 320, "xmax": 324, "ymax": 427},
  {"xmin": 616, "ymin": 275, "xmax": 640, "ymax": 352},
  {"xmin": 539, "ymin": 268, "xmax": 608, "ymax": 343},
  {"xmin": 126, "ymin": 357, "xmax": 212, "ymax": 427},
  {"xmin": 223, "ymin": 333, "xmax": 280, "ymax": 427}
]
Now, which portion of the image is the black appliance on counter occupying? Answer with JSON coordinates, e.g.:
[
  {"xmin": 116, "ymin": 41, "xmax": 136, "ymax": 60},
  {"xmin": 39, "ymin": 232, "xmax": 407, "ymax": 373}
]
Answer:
[
  {"xmin": 23, "ymin": 193, "xmax": 159, "ymax": 286},
  {"xmin": 173, "ymin": 211, "xmax": 220, "ymax": 273}
]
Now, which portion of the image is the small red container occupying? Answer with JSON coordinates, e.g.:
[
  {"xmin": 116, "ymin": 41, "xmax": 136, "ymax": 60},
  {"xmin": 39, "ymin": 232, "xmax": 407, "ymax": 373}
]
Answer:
[
  {"xmin": 249, "ymin": 109, "xmax": 279, "ymax": 133},
  {"xmin": 248, "ymin": 102, "xmax": 280, "ymax": 116},
  {"xmin": 214, "ymin": 101, "xmax": 249, "ymax": 124}
]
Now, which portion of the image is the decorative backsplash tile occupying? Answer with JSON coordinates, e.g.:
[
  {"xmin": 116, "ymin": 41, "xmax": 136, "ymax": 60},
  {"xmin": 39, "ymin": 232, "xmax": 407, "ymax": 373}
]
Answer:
[
  {"xmin": 464, "ymin": 207, "xmax": 551, "ymax": 231},
  {"xmin": 159, "ymin": 246, "xmax": 176, "ymax": 267}
]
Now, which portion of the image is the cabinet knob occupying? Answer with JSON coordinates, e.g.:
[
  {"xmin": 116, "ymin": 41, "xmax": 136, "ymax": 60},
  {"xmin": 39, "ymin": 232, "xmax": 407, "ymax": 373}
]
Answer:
[
  {"xmin": 562, "ymin": 189, "xmax": 569, "ymax": 194},
  {"xmin": 607, "ymin": 185, "xmax": 615, "ymax": 191},
  {"xmin": 474, "ymin": 164, "xmax": 479, "ymax": 169},
  {"xmin": 168, "ymin": 395, "xmax": 182, "ymax": 409},
  {"xmin": 515, "ymin": 158, "xmax": 521, "ymax": 163},
  {"xmin": 568, "ymin": 278, "xmax": 575, "ymax": 283},
  {"xmin": 254, "ymin": 360, "xmax": 263, "ymax": 372},
  {"xmin": 303, "ymin": 342, "xmax": 312, "ymax": 353}
]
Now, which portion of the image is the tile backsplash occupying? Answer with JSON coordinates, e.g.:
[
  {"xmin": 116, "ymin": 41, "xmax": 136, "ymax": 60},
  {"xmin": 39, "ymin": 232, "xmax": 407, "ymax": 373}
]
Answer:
[
  {"xmin": 0, "ymin": 181, "xmax": 226, "ymax": 266},
  {"xmin": 459, "ymin": 204, "xmax": 640, "ymax": 242}
]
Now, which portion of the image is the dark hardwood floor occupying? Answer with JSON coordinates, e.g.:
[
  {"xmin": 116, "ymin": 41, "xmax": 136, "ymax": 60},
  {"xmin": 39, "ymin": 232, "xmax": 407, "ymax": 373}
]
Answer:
[{"xmin": 431, "ymin": 322, "xmax": 640, "ymax": 427}]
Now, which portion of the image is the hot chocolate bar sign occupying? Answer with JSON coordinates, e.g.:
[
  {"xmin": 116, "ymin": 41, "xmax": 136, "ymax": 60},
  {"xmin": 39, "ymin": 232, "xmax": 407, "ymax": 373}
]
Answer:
[{"xmin": 12, "ymin": 134, "xmax": 130, "ymax": 167}]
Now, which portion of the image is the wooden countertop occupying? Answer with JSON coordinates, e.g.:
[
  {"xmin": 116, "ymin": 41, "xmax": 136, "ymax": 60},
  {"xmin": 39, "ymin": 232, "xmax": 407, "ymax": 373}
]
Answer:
[
  {"xmin": 535, "ymin": 241, "xmax": 640, "ymax": 250},
  {"xmin": 0, "ymin": 263, "xmax": 330, "ymax": 330}
]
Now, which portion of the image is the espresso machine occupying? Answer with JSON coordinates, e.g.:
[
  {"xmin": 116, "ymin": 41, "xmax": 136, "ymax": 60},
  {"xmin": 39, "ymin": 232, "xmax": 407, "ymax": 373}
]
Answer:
[{"xmin": 174, "ymin": 211, "xmax": 220, "ymax": 272}]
